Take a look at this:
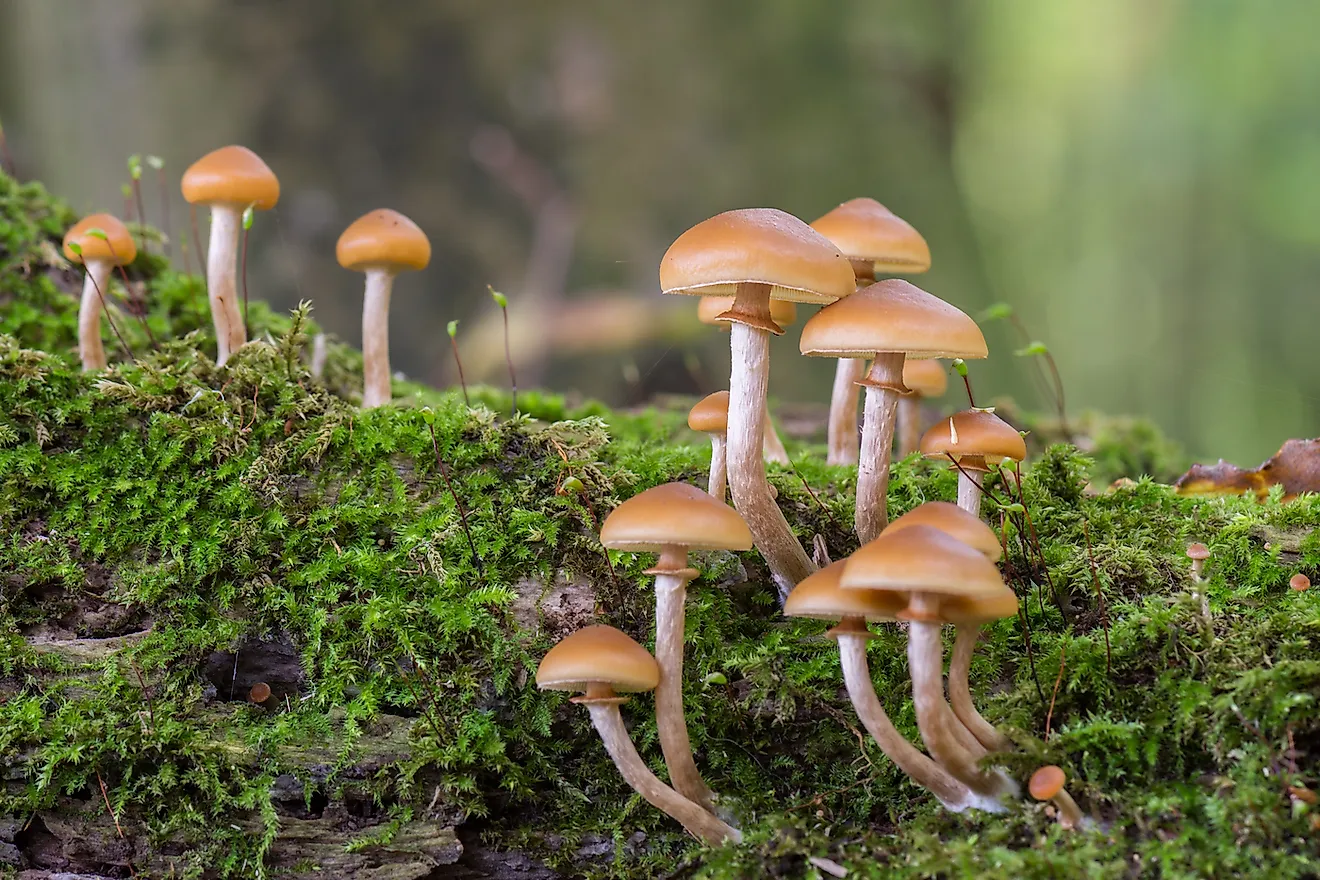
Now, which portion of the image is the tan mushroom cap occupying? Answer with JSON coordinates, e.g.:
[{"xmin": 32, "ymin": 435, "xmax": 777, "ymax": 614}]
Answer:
[
  {"xmin": 660, "ymin": 208, "xmax": 855, "ymax": 305},
  {"xmin": 697, "ymin": 295, "xmax": 798, "ymax": 329},
  {"xmin": 840, "ymin": 524, "xmax": 1007, "ymax": 602},
  {"xmin": 1028, "ymin": 765, "xmax": 1068, "ymax": 801},
  {"xmin": 1185, "ymin": 542, "xmax": 1210, "ymax": 561},
  {"xmin": 920, "ymin": 409, "xmax": 1027, "ymax": 469},
  {"xmin": 181, "ymin": 145, "xmax": 280, "ymax": 210},
  {"xmin": 810, "ymin": 198, "xmax": 931, "ymax": 275},
  {"xmin": 63, "ymin": 214, "xmax": 136, "ymax": 265},
  {"xmin": 902, "ymin": 359, "xmax": 948, "ymax": 399},
  {"xmin": 939, "ymin": 586, "xmax": 1019, "ymax": 625},
  {"xmin": 884, "ymin": 502, "xmax": 1002, "ymax": 562},
  {"xmin": 336, "ymin": 209, "xmax": 432, "ymax": 273},
  {"xmin": 536, "ymin": 625, "xmax": 659, "ymax": 694},
  {"xmin": 688, "ymin": 391, "xmax": 729, "ymax": 434},
  {"xmin": 798, "ymin": 280, "xmax": 987, "ymax": 360},
  {"xmin": 784, "ymin": 560, "xmax": 906, "ymax": 623},
  {"xmin": 600, "ymin": 482, "xmax": 752, "ymax": 552}
]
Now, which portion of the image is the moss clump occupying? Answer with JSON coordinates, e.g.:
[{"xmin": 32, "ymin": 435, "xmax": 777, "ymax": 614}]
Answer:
[{"xmin": 2, "ymin": 169, "xmax": 1319, "ymax": 878}]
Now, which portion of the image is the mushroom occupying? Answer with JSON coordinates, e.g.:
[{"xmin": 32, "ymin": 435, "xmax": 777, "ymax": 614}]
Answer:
[
  {"xmin": 662, "ymin": 209, "xmax": 854, "ymax": 599},
  {"xmin": 1291, "ymin": 573, "xmax": 1310, "ymax": 592},
  {"xmin": 883, "ymin": 501, "xmax": 1014, "ymax": 752},
  {"xmin": 181, "ymin": 146, "xmax": 280, "ymax": 365},
  {"xmin": 1028, "ymin": 765, "xmax": 1086, "ymax": 829},
  {"xmin": 248, "ymin": 682, "xmax": 272, "ymax": 705},
  {"xmin": 919, "ymin": 409, "xmax": 1027, "ymax": 519},
  {"xmin": 688, "ymin": 392, "xmax": 730, "ymax": 501},
  {"xmin": 335, "ymin": 209, "xmax": 432, "ymax": 408},
  {"xmin": 536, "ymin": 625, "xmax": 740, "ymax": 845},
  {"xmin": 1186, "ymin": 542, "xmax": 1209, "ymax": 583},
  {"xmin": 800, "ymin": 280, "xmax": 987, "ymax": 543},
  {"xmin": 810, "ymin": 198, "xmax": 931, "ymax": 466},
  {"xmin": 785, "ymin": 561, "xmax": 1000, "ymax": 812},
  {"xmin": 62, "ymin": 214, "xmax": 137, "ymax": 371},
  {"xmin": 898, "ymin": 359, "xmax": 948, "ymax": 457},
  {"xmin": 696, "ymin": 295, "xmax": 796, "ymax": 465},
  {"xmin": 600, "ymin": 483, "xmax": 752, "ymax": 814},
  {"xmin": 841, "ymin": 525, "xmax": 1017, "ymax": 801}
]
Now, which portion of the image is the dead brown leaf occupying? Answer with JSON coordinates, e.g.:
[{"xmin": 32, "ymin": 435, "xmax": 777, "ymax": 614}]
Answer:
[{"xmin": 1174, "ymin": 438, "xmax": 1320, "ymax": 501}]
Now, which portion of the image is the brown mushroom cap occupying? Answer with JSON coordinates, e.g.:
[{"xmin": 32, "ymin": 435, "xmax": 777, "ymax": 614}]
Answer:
[
  {"xmin": 248, "ymin": 682, "xmax": 272, "ymax": 704},
  {"xmin": 840, "ymin": 524, "xmax": 1007, "ymax": 603},
  {"xmin": 600, "ymin": 482, "xmax": 752, "ymax": 553},
  {"xmin": 63, "ymin": 214, "xmax": 137, "ymax": 265},
  {"xmin": 810, "ymin": 198, "xmax": 931, "ymax": 275},
  {"xmin": 660, "ymin": 208, "xmax": 855, "ymax": 305},
  {"xmin": 336, "ymin": 209, "xmax": 432, "ymax": 273},
  {"xmin": 920, "ymin": 409, "xmax": 1027, "ymax": 469},
  {"xmin": 697, "ymin": 295, "xmax": 798, "ymax": 328},
  {"xmin": 902, "ymin": 358, "xmax": 948, "ymax": 399},
  {"xmin": 1028, "ymin": 765, "xmax": 1067, "ymax": 801},
  {"xmin": 1185, "ymin": 542, "xmax": 1210, "ymax": 561},
  {"xmin": 884, "ymin": 502, "xmax": 1002, "ymax": 562},
  {"xmin": 939, "ymin": 586, "xmax": 1020, "ymax": 626},
  {"xmin": 798, "ymin": 280, "xmax": 987, "ymax": 360},
  {"xmin": 784, "ymin": 560, "xmax": 907, "ymax": 623},
  {"xmin": 181, "ymin": 145, "xmax": 280, "ymax": 210},
  {"xmin": 536, "ymin": 625, "xmax": 659, "ymax": 695},
  {"xmin": 1291, "ymin": 573, "xmax": 1311, "ymax": 591},
  {"xmin": 688, "ymin": 391, "xmax": 730, "ymax": 434}
]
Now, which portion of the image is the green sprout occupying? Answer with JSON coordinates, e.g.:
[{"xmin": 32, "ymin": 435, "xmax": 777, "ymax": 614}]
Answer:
[
  {"xmin": 128, "ymin": 154, "xmax": 142, "ymax": 181},
  {"xmin": 447, "ymin": 320, "xmax": 459, "ymax": 339},
  {"xmin": 146, "ymin": 155, "xmax": 164, "ymax": 171},
  {"xmin": 1015, "ymin": 341, "xmax": 1050, "ymax": 358}
]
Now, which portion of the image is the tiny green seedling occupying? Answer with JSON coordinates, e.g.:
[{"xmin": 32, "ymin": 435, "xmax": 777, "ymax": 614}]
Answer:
[
  {"xmin": 240, "ymin": 203, "xmax": 256, "ymax": 338},
  {"xmin": 489, "ymin": 286, "xmax": 517, "ymax": 414},
  {"xmin": 447, "ymin": 319, "xmax": 470, "ymax": 406}
]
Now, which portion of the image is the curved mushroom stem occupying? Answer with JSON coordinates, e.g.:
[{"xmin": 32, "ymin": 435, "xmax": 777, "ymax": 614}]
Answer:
[
  {"xmin": 762, "ymin": 412, "xmax": 790, "ymax": 465},
  {"xmin": 652, "ymin": 548, "xmax": 717, "ymax": 813},
  {"xmin": 957, "ymin": 470, "xmax": 984, "ymax": 519},
  {"xmin": 1049, "ymin": 787, "xmax": 1086, "ymax": 830},
  {"xmin": 205, "ymin": 204, "xmax": 247, "ymax": 366},
  {"xmin": 708, "ymin": 434, "xmax": 728, "ymax": 502},
  {"xmin": 827, "ymin": 358, "xmax": 865, "ymax": 465},
  {"xmin": 834, "ymin": 626, "xmax": 999, "ymax": 812},
  {"xmin": 898, "ymin": 394, "xmax": 924, "ymax": 458},
  {"xmin": 361, "ymin": 268, "xmax": 397, "ymax": 408},
  {"xmin": 725, "ymin": 283, "xmax": 814, "ymax": 602},
  {"xmin": 855, "ymin": 352, "xmax": 905, "ymax": 543},
  {"xmin": 949, "ymin": 625, "xmax": 1014, "ymax": 752},
  {"xmin": 77, "ymin": 259, "xmax": 113, "ymax": 371},
  {"xmin": 585, "ymin": 702, "xmax": 740, "ymax": 845}
]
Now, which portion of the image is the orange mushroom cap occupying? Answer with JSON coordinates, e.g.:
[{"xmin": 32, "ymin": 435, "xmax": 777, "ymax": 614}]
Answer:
[
  {"xmin": 1028, "ymin": 765, "xmax": 1067, "ymax": 801},
  {"xmin": 336, "ymin": 209, "xmax": 432, "ymax": 273},
  {"xmin": 182, "ymin": 145, "xmax": 280, "ymax": 210},
  {"xmin": 688, "ymin": 391, "xmax": 730, "ymax": 434},
  {"xmin": 63, "ymin": 214, "xmax": 136, "ymax": 265},
  {"xmin": 810, "ymin": 197, "xmax": 931, "ymax": 275}
]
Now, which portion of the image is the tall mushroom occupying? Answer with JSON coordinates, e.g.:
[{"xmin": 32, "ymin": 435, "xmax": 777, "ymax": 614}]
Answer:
[
  {"xmin": 883, "ymin": 502, "xmax": 1014, "ymax": 752},
  {"xmin": 662, "ymin": 209, "xmax": 854, "ymax": 600},
  {"xmin": 536, "ymin": 625, "xmax": 740, "ymax": 845},
  {"xmin": 898, "ymin": 359, "xmax": 948, "ymax": 457},
  {"xmin": 335, "ymin": 209, "xmax": 432, "ymax": 408},
  {"xmin": 800, "ymin": 280, "xmax": 986, "ymax": 543},
  {"xmin": 919, "ymin": 409, "xmax": 1026, "ymax": 519},
  {"xmin": 696, "ymin": 295, "xmax": 796, "ymax": 465},
  {"xmin": 785, "ymin": 561, "xmax": 1001, "ymax": 812},
  {"xmin": 181, "ymin": 146, "xmax": 280, "ymax": 366},
  {"xmin": 810, "ymin": 198, "xmax": 931, "ymax": 466},
  {"xmin": 63, "ymin": 214, "xmax": 136, "ymax": 371},
  {"xmin": 841, "ymin": 525, "xmax": 1017, "ymax": 801},
  {"xmin": 600, "ymin": 483, "xmax": 752, "ymax": 814},
  {"xmin": 688, "ymin": 392, "xmax": 730, "ymax": 501}
]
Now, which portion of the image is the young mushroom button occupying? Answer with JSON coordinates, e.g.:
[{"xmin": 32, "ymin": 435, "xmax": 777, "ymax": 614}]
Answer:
[
  {"xmin": 600, "ymin": 483, "xmax": 751, "ymax": 814},
  {"xmin": 63, "ymin": 214, "xmax": 137, "ymax": 372},
  {"xmin": 1028, "ymin": 765, "xmax": 1086, "ymax": 830},
  {"xmin": 181, "ymin": 146, "xmax": 280, "ymax": 366},
  {"xmin": 536, "ymin": 625, "xmax": 740, "ymax": 845},
  {"xmin": 688, "ymin": 392, "xmax": 731, "ymax": 502},
  {"xmin": 336, "ymin": 209, "xmax": 432, "ymax": 409},
  {"xmin": 919, "ymin": 409, "xmax": 1027, "ymax": 520}
]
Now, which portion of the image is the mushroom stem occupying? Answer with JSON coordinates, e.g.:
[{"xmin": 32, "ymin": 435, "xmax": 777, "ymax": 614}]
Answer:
[
  {"xmin": 77, "ymin": 259, "xmax": 113, "ymax": 371},
  {"xmin": 585, "ymin": 703, "xmax": 740, "ymax": 845},
  {"xmin": 708, "ymin": 434, "xmax": 728, "ymax": 502},
  {"xmin": 653, "ymin": 552, "xmax": 717, "ymax": 813},
  {"xmin": 898, "ymin": 394, "xmax": 923, "ymax": 458},
  {"xmin": 361, "ymin": 268, "xmax": 397, "ymax": 408},
  {"xmin": 834, "ymin": 627, "xmax": 997, "ymax": 812},
  {"xmin": 855, "ymin": 352, "xmax": 905, "ymax": 543},
  {"xmin": 205, "ymin": 204, "xmax": 247, "ymax": 365},
  {"xmin": 948, "ymin": 625, "xmax": 1013, "ymax": 752},
  {"xmin": 725, "ymin": 283, "xmax": 814, "ymax": 601},
  {"xmin": 827, "ymin": 358, "xmax": 865, "ymax": 465},
  {"xmin": 1050, "ymin": 787, "xmax": 1086, "ymax": 830},
  {"xmin": 762, "ymin": 412, "xmax": 790, "ymax": 465},
  {"xmin": 957, "ymin": 470, "xmax": 984, "ymax": 519}
]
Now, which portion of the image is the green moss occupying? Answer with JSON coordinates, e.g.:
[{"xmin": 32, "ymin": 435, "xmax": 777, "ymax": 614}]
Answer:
[{"xmin": 2, "ymin": 169, "xmax": 1319, "ymax": 877}]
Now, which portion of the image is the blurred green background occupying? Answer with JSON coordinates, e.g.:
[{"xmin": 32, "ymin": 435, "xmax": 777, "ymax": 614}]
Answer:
[{"xmin": 3, "ymin": 0, "xmax": 1318, "ymax": 465}]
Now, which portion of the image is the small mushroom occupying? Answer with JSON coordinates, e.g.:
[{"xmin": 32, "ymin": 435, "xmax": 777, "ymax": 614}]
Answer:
[
  {"xmin": 919, "ymin": 409, "xmax": 1027, "ymax": 519},
  {"xmin": 536, "ymin": 625, "xmax": 740, "ymax": 845},
  {"xmin": 810, "ymin": 198, "xmax": 931, "ymax": 466},
  {"xmin": 898, "ymin": 359, "xmax": 948, "ymax": 457},
  {"xmin": 600, "ymin": 483, "xmax": 752, "ymax": 814},
  {"xmin": 336, "ymin": 209, "xmax": 432, "ymax": 408},
  {"xmin": 181, "ymin": 146, "xmax": 280, "ymax": 365},
  {"xmin": 248, "ymin": 682, "xmax": 272, "ymax": 705},
  {"xmin": 63, "ymin": 214, "xmax": 137, "ymax": 371},
  {"xmin": 1291, "ymin": 573, "xmax": 1310, "ymax": 592},
  {"xmin": 1186, "ymin": 542, "xmax": 1210, "ymax": 583},
  {"xmin": 1028, "ymin": 765, "xmax": 1085, "ymax": 829},
  {"xmin": 688, "ymin": 392, "xmax": 730, "ymax": 501}
]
